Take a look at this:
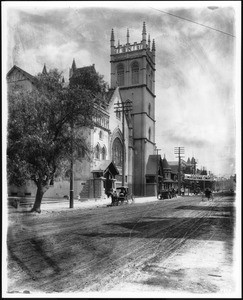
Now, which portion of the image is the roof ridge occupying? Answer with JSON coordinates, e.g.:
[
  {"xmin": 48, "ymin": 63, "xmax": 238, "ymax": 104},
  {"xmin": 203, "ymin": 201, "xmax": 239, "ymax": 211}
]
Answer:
[{"xmin": 7, "ymin": 65, "xmax": 37, "ymax": 83}]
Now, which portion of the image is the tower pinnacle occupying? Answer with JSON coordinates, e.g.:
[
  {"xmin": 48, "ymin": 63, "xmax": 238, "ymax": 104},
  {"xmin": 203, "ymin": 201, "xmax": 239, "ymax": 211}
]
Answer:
[
  {"xmin": 110, "ymin": 28, "xmax": 115, "ymax": 54},
  {"xmin": 148, "ymin": 34, "xmax": 151, "ymax": 49},
  {"xmin": 42, "ymin": 64, "xmax": 47, "ymax": 75},
  {"xmin": 142, "ymin": 22, "xmax": 146, "ymax": 48},
  {"xmin": 127, "ymin": 28, "xmax": 130, "ymax": 44},
  {"xmin": 142, "ymin": 21, "xmax": 146, "ymax": 35},
  {"xmin": 152, "ymin": 39, "xmax": 156, "ymax": 51},
  {"xmin": 71, "ymin": 58, "xmax": 76, "ymax": 70},
  {"xmin": 111, "ymin": 28, "xmax": 115, "ymax": 42}
]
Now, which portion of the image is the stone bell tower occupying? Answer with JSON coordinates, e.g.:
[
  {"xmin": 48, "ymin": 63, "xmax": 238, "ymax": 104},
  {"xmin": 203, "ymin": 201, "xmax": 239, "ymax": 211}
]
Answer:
[{"xmin": 110, "ymin": 22, "xmax": 156, "ymax": 196}]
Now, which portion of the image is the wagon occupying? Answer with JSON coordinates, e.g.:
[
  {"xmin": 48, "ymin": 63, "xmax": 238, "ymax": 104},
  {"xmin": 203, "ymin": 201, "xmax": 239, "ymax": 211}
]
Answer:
[
  {"xmin": 111, "ymin": 186, "xmax": 134, "ymax": 206},
  {"xmin": 158, "ymin": 189, "xmax": 177, "ymax": 200},
  {"xmin": 158, "ymin": 190, "xmax": 172, "ymax": 200}
]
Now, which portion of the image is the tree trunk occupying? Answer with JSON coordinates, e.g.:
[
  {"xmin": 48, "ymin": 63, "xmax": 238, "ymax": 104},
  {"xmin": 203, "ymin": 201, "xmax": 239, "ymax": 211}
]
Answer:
[{"xmin": 31, "ymin": 183, "xmax": 47, "ymax": 213}]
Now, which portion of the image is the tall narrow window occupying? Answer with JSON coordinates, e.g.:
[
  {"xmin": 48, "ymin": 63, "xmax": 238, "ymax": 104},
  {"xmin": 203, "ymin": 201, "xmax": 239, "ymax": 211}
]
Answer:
[
  {"xmin": 99, "ymin": 130, "xmax": 103, "ymax": 140},
  {"xmin": 148, "ymin": 128, "xmax": 151, "ymax": 141},
  {"xmin": 112, "ymin": 138, "xmax": 123, "ymax": 167},
  {"xmin": 131, "ymin": 62, "xmax": 139, "ymax": 84},
  {"xmin": 95, "ymin": 144, "xmax": 100, "ymax": 160},
  {"xmin": 117, "ymin": 64, "xmax": 124, "ymax": 86},
  {"xmin": 148, "ymin": 103, "xmax": 151, "ymax": 116},
  {"xmin": 102, "ymin": 146, "xmax": 106, "ymax": 160}
]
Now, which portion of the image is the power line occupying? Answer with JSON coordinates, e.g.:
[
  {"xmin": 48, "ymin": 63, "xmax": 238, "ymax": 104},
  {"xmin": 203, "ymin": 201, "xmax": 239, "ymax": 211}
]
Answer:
[{"xmin": 149, "ymin": 6, "xmax": 235, "ymax": 38}]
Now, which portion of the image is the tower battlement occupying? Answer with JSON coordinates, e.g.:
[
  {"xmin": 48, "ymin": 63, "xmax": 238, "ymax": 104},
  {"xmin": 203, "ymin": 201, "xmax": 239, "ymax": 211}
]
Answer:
[{"xmin": 110, "ymin": 22, "xmax": 155, "ymax": 62}]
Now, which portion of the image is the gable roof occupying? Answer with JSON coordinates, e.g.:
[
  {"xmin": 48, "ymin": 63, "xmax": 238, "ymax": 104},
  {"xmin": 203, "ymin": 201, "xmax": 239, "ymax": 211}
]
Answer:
[
  {"xmin": 92, "ymin": 160, "xmax": 119, "ymax": 176},
  {"xmin": 146, "ymin": 155, "xmax": 162, "ymax": 175},
  {"xmin": 71, "ymin": 65, "xmax": 96, "ymax": 77},
  {"xmin": 162, "ymin": 157, "xmax": 171, "ymax": 170},
  {"xmin": 7, "ymin": 65, "xmax": 37, "ymax": 84},
  {"xmin": 105, "ymin": 88, "xmax": 116, "ymax": 104}
]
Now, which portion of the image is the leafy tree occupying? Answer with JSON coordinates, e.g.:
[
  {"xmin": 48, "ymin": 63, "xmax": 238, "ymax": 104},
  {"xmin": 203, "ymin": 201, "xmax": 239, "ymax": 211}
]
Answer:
[{"xmin": 7, "ymin": 69, "xmax": 105, "ymax": 213}]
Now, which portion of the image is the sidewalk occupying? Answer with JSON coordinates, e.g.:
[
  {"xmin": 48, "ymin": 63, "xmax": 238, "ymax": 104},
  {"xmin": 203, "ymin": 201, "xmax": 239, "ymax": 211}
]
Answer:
[
  {"xmin": 8, "ymin": 194, "xmax": 190, "ymax": 213},
  {"xmin": 39, "ymin": 196, "xmax": 160, "ymax": 211},
  {"xmin": 8, "ymin": 195, "xmax": 162, "ymax": 212}
]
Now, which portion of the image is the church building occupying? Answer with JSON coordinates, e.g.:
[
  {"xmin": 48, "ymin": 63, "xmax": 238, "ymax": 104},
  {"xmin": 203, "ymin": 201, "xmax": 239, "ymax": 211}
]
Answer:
[{"xmin": 7, "ymin": 22, "xmax": 162, "ymax": 200}]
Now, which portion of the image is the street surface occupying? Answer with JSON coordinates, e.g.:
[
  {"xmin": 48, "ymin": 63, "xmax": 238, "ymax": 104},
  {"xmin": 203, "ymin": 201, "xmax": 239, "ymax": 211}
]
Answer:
[{"xmin": 6, "ymin": 194, "xmax": 237, "ymax": 296}]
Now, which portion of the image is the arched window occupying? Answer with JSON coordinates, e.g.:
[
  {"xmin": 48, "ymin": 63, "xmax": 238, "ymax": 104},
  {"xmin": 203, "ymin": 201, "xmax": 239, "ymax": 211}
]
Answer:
[
  {"xmin": 131, "ymin": 61, "xmax": 139, "ymax": 84},
  {"xmin": 148, "ymin": 103, "xmax": 151, "ymax": 116},
  {"xmin": 95, "ymin": 144, "xmax": 100, "ymax": 160},
  {"xmin": 117, "ymin": 64, "xmax": 124, "ymax": 86},
  {"xmin": 112, "ymin": 138, "xmax": 123, "ymax": 167},
  {"xmin": 148, "ymin": 127, "xmax": 151, "ymax": 141},
  {"xmin": 102, "ymin": 146, "xmax": 106, "ymax": 160},
  {"xmin": 115, "ymin": 104, "xmax": 121, "ymax": 119}
]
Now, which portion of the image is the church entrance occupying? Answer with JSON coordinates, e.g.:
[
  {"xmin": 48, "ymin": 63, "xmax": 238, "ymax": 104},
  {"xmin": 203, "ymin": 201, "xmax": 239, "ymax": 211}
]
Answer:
[
  {"xmin": 93, "ymin": 160, "xmax": 120, "ymax": 196},
  {"xmin": 104, "ymin": 174, "xmax": 114, "ymax": 195}
]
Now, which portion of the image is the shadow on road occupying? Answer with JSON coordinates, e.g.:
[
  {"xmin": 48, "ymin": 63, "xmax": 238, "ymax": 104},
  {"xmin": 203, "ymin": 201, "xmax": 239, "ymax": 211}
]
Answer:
[
  {"xmin": 175, "ymin": 205, "xmax": 234, "ymax": 213},
  {"xmin": 81, "ymin": 214, "xmax": 234, "ymax": 241}
]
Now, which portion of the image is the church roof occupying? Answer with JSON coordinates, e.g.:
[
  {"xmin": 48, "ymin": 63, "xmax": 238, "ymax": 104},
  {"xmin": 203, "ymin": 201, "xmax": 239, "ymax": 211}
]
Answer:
[
  {"xmin": 105, "ymin": 88, "xmax": 116, "ymax": 104},
  {"xmin": 71, "ymin": 65, "xmax": 96, "ymax": 77},
  {"xmin": 7, "ymin": 65, "xmax": 37, "ymax": 84},
  {"xmin": 146, "ymin": 155, "xmax": 161, "ymax": 176}
]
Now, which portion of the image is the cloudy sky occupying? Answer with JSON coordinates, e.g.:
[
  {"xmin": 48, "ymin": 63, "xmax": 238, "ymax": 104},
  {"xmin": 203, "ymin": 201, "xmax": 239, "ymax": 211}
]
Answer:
[{"xmin": 3, "ymin": 1, "xmax": 241, "ymax": 177}]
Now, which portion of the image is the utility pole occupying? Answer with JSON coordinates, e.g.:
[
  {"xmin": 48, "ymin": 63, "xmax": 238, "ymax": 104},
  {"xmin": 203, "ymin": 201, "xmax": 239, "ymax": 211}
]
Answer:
[
  {"xmin": 193, "ymin": 159, "xmax": 198, "ymax": 175},
  {"xmin": 174, "ymin": 147, "xmax": 185, "ymax": 196},
  {"xmin": 70, "ymin": 118, "xmax": 74, "ymax": 208},
  {"xmin": 155, "ymin": 147, "xmax": 161, "ymax": 198},
  {"xmin": 114, "ymin": 100, "xmax": 132, "ymax": 186}
]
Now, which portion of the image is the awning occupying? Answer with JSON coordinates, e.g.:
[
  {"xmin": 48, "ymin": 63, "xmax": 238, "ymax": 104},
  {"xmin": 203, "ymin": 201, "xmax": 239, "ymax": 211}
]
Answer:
[{"xmin": 163, "ymin": 179, "xmax": 175, "ymax": 183}]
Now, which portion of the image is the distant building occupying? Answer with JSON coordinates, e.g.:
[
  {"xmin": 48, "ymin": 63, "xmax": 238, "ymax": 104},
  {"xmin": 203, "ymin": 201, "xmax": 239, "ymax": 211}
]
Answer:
[{"xmin": 7, "ymin": 65, "xmax": 37, "ymax": 91}]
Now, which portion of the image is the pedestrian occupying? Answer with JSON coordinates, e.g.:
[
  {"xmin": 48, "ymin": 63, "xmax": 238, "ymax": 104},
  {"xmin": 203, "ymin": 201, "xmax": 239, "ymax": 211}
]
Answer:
[
  {"xmin": 205, "ymin": 188, "xmax": 211, "ymax": 200},
  {"xmin": 111, "ymin": 190, "xmax": 118, "ymax": 206}
]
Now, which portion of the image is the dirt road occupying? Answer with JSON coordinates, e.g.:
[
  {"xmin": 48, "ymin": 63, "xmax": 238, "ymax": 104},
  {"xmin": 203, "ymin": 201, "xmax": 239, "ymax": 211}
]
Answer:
[{"xmin": 6, "ymin": 194, "xmax": 237, "ymax": 296}]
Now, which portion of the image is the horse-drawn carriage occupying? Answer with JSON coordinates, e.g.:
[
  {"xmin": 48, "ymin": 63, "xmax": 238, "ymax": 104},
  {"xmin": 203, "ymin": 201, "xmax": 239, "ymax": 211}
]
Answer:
[
  {"xmin": 158, "ymin": 189, "xmax": 177, "ymax": 200},
  {"xmin": 108, "ymin": 186, "xmax": 134, "ymax": 206}
]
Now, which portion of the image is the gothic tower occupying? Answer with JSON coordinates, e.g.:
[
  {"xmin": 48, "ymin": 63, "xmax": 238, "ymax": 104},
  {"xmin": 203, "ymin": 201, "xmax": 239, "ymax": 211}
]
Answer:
[{"xmin": 110, "ymin": 22, "xmax": 156, "ymax": 196}]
